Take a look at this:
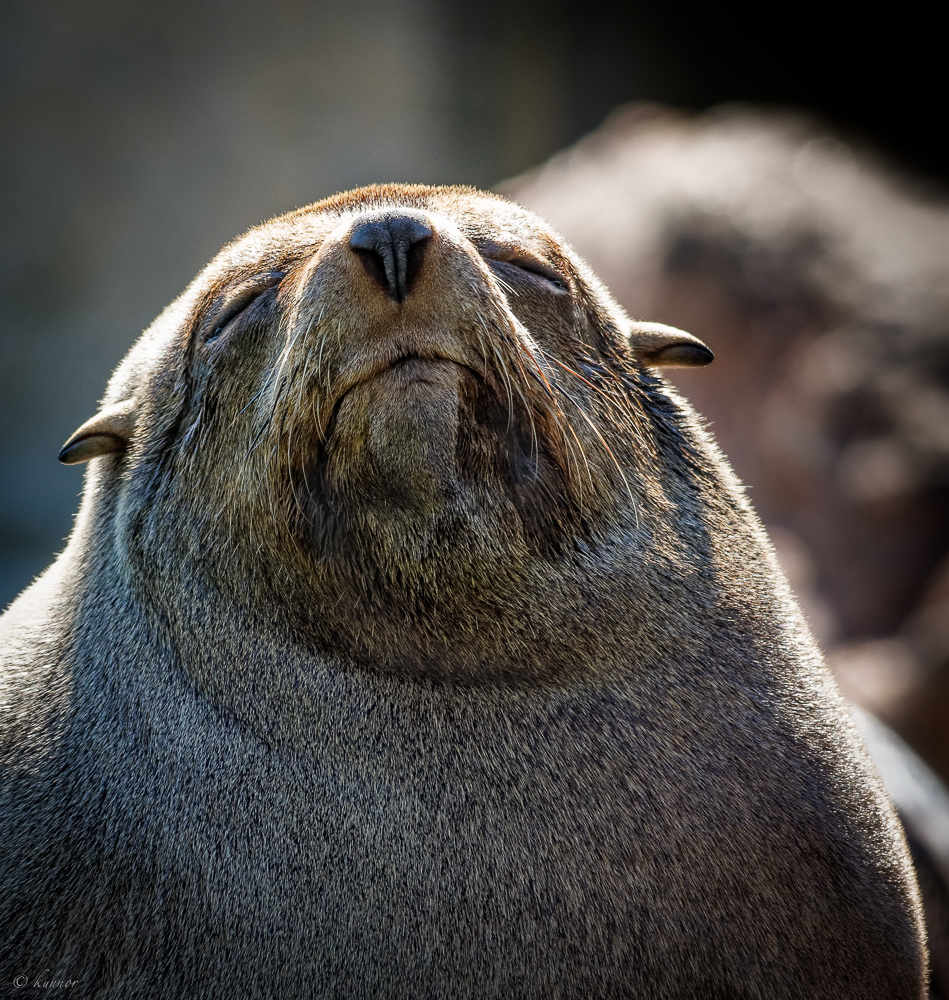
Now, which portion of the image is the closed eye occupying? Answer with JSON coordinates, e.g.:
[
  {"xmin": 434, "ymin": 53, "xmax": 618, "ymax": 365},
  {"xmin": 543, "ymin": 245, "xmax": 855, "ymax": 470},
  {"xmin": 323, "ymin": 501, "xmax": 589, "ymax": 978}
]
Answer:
[
  {"xmin": 474, "ymin": 240, "xmax": 569, "ymax": 295},
  {"xmin": 507, "ymin": 258, "xmax": 568, "ymax": 292},
  {"xmin": 485, "ymin": 257, "xmax": 568, "ymax": 295},
  {"xmin": 204, "ymin": 271, "xmax": 285, "ymax": 343}
]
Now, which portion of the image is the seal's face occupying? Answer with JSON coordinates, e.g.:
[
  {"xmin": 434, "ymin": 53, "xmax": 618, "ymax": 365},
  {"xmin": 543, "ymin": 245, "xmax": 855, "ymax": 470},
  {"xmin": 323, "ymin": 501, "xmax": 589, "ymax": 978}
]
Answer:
[
  {"xmin": 64, "ymin": 185, "xmax": 711, "ymax": 675},
  {"xmin": 244, "ymin": 194, "xmax": 590, "ymax": 553},
  {"xmin": 184, "ymin": 188, "xmax": 641, "ymax": 571}
]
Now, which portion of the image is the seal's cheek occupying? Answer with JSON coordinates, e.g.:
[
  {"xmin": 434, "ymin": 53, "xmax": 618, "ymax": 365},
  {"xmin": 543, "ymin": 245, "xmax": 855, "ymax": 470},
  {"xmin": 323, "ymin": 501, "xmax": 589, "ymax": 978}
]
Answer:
[{"xmin": 325, "ymin": 358, "xmax": 466, "ymax": 514}]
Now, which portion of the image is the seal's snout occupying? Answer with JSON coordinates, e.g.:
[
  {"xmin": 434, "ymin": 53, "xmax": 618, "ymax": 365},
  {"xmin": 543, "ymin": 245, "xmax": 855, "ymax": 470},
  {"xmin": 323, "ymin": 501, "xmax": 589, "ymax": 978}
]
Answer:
[{"xmin": 349, "ymin": 210, "xmax": 433, "ymax": 303}]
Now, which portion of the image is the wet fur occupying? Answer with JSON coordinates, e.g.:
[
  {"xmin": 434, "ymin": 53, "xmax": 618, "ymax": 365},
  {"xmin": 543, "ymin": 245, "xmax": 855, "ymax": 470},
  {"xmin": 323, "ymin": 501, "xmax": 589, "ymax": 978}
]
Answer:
[{"xmin": 0, "ymin": 185, "xmax": 926, "ymax": 997}]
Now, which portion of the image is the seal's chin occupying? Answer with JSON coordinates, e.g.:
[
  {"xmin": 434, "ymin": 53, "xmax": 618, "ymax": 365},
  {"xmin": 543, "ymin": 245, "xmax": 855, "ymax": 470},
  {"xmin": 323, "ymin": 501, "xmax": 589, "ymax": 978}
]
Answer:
[
  {"xmin": 331, "ymin": 357, "xmax": 469, "ymax": 514},
  {"xmin": 297, "ymin": 353, "xmax": 567, "ymax": 549}
]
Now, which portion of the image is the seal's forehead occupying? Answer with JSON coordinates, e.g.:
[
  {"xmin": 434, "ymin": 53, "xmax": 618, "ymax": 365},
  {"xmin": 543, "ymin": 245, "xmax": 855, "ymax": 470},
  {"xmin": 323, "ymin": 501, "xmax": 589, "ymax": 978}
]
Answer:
[
  {"xmin": 284, "ymin": 184, "xmax": 566, "ymax": 255},
  {"xmin": 285, "ymin": 183, "xmax": 533, "ymax": 227},
  {"xmin": 201, "ymin": 184, "xmax": 574, "ymax": 289}
]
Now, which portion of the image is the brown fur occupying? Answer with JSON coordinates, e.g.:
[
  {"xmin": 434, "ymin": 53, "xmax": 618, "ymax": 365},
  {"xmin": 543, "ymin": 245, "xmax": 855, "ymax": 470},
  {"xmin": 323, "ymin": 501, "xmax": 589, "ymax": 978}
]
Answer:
[{"xmin": 0, "ymin": 184, "xmax": 926, "ymax": 997}]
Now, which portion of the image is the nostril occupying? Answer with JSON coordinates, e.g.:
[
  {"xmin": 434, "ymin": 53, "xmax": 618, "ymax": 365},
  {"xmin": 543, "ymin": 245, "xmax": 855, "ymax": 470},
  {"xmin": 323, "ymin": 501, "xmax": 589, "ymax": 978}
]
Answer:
[
  {"xmin": 350, "ymin": 225, "xmax": 391, "ymax": 295},
  {"xmin": 349, "ymin": 213, "xmax": 433, "ymax": 302}
]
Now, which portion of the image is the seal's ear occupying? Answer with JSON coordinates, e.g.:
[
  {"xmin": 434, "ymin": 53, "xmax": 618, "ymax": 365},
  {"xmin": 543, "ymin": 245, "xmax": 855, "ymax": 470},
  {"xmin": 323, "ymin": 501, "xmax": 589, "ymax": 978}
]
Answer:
[
  {"xmin": 59, "ymin": 398, "xmax": 138, "ymax": 465},
  {"xmin": 628, "ymin": 322, "xmax": 714, "ymax": 368}
]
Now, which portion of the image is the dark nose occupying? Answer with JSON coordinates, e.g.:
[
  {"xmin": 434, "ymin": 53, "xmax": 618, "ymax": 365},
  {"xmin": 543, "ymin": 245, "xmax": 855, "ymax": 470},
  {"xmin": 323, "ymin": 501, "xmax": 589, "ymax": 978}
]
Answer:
[{"xmin": 349, "ymin": 211, "xmax": 433, "ymax": 303}]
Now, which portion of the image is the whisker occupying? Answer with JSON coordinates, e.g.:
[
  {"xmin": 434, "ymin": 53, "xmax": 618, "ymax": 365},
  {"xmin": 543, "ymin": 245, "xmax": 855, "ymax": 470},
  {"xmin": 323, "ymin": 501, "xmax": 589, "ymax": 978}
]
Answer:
[
  {"xmin": 492, "ymin": 274, "xmax": 518, "ymax": 298},
  {"xmin": 233, "ymin": 387, "xmax": 267, "ymax": 424},
  {"xmin": 480, "ymin": 316, "xmax": 515, "ymax": 433},
  {"xmin": 524, "ymin": 343, "xmax": 640, "ymax": 522},
  {"xmin": 557, "ymin": 384, "xmax": 637, "ymax": 524}
]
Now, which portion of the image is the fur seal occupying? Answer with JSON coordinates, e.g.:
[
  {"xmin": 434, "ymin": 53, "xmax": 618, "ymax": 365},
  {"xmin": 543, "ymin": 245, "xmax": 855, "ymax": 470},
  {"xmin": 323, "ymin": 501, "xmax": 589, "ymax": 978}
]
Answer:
[{"xmin": 0, "ymin": 184, "xmax": 925, "ymax": 997}]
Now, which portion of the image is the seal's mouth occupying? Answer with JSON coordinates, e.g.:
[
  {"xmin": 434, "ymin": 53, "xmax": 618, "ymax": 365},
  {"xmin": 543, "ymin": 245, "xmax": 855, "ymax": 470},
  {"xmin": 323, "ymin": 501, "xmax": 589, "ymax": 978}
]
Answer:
[
  {"xmin": 362, "ymin": 353, "xmax": 485, "ymax": 390},
  {"xmin": 333, "ymin": 352, "xmax": 486, "ymax": 400},
  {"xmin": 322, "ymin": 352, "xmax": 491, "ymax": 439},
  {"xmin": 304, "ymin": 346, "xmax": 561, "ymax": 515}
]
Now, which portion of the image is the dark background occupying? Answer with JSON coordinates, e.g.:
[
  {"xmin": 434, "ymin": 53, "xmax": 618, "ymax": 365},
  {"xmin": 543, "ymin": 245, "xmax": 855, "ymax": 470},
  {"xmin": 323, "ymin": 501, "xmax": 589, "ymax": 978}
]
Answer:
[{"xmin": 1, "ymin": 0, "xmax": 944, "ymax": 608}]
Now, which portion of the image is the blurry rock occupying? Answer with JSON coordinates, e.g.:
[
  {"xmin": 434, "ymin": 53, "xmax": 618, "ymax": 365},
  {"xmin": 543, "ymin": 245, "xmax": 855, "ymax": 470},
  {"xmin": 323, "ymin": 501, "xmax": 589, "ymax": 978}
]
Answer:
[
  {"xmin": 854, "ymin": 707, "xmax": 949, "ymax": 997},
  {"xmin": 829, "ymin": 638, "xmax": 922, "ymax": 716},
  {"xmin": 898, "ymin": 556, "xmax": 949, "ymax": 785},
  {"xmin": 506, "ymin": 103, "xmax": 949, "ymax": 782}
]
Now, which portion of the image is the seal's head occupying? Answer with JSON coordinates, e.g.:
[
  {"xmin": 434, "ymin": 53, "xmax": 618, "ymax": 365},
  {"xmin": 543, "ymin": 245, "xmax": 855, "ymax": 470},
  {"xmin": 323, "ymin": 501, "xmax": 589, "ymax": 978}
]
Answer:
[
  {"xmin": 60, "ymin": 185, "xmax": 712, "ymax": 679},
  {"xmin": 10, "ymin": 187, "xmax": 924, "ymax": 998}
]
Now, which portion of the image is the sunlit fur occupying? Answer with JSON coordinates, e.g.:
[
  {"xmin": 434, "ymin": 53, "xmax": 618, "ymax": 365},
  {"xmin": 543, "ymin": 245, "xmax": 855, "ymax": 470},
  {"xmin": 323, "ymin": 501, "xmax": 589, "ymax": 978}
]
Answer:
[{"xmin": 0, "ymin": 185, "xmax": 926, "ymax": 997}]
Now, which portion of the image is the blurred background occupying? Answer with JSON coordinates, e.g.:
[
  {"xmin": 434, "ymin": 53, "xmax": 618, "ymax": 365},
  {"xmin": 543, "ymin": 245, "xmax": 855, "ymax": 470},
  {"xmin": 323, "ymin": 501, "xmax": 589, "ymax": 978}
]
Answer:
[
  {"xmin": 2, "ymin": 0, "xmax": 949, "ymax": 976},
  {"xmin": 4, "ymin": 0, "xmax": 947, "ymax": 741},
  {"xmin": 2, "ymin": 4, "xmax": 947, "ymax": 738},
  {"xmin": 2, "ymin": 0, "xmax": 944, "ymax": 592}
]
